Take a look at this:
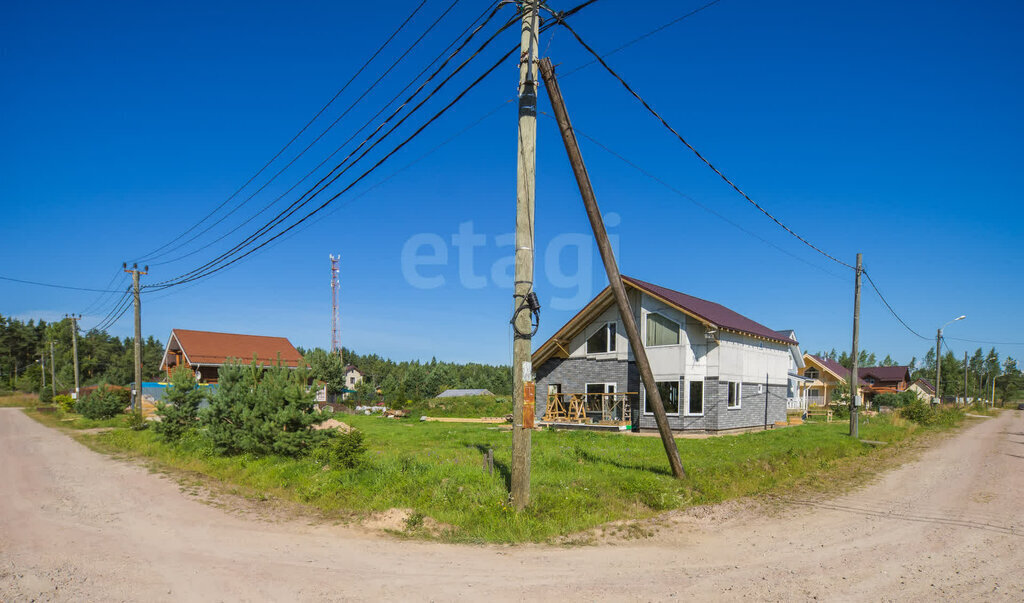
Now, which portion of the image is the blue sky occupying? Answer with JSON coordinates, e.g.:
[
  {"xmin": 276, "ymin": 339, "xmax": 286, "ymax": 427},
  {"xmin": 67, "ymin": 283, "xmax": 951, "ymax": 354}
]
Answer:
[{"xmin": 2, "ymin": 0, "xmax": 1022, "ymax": 366}]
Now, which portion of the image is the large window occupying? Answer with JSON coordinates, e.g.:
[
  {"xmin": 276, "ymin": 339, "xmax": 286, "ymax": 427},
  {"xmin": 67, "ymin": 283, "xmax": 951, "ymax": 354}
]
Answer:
[
  {"xmin": 805, "ymin": 367, "xmax": 820, "ymax": 380},
  {"xmin": 644, "ymin": 380, "xmax": 679, "ymax": 415},
  {"xmin": 586, "ymin": 322, "xmax": 617, "ymax": 354},
  {"xmin": 586, "ymin": 383, "xmax": 616, "ymax": 411},
  {"xmin": 727, "ymin": 381, "xmax": 741, "ymax": 409},
  {"xmin": 645, "ymin": 313, "xmax": 680, "ymax": 347},
  {"xmin": 687, "ymin": 380, "xmax": 704, "ymax": 416}
]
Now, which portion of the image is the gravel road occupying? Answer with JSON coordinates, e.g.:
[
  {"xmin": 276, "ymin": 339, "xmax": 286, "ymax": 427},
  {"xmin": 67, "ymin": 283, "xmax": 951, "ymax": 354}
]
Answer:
[{"xmin": 2, "ymin": 407, "xmax": 1022, "ymax": 601}]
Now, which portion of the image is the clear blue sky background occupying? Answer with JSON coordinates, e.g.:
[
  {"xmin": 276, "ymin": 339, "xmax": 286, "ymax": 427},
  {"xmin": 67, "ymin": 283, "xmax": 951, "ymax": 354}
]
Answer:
[{"xmin": 2, "ymin": 0, "xmax": 1022, "ymax": 367}]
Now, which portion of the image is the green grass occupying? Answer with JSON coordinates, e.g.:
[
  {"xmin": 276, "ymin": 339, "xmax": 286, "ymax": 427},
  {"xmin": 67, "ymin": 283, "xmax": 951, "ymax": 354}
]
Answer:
[
  {"xmin": 400, "ymin": 394, "xmax": 512, "ymax": 418},
  {"xmin": 24, "ymin": 407, "xmax": 134, "ymax": 430},
  {"xmin": 0, "ymin": 393, "xmax": 39, "ymax": 407},
  {"xmin": 37, "ymin": 409, "xmax": 965, "ymax": 544}
]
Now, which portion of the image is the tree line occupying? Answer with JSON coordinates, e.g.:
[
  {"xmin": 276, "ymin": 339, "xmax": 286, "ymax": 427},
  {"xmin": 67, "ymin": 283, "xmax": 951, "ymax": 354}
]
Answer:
[
  {"xmin": 0, "ymin": 314, "xmax": 163, "ymax": 394},
  {"xmin": 303, "ymin": 346, "xmax": 512, "ymax": 403},
  {"xmin": 815, "ymin": 346, "xmax": 1021, "ymax": 404}
]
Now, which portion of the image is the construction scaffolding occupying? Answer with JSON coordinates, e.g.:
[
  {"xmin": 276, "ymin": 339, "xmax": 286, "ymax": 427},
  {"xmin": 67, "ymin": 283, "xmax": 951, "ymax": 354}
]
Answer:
[{"xmin": 541, "ymin": 391, "xmax": 635, "ymax": 425}]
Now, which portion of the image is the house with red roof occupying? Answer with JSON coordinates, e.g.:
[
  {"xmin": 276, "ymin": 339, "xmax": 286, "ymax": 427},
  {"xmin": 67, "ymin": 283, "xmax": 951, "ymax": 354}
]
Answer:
[
  {"xmin": 159, "ymin": 329, "xmax": 305, "ymax": 384},
  {"xmin": 531, "ymin": 276, "xmax": 797, "ymax": 432}
]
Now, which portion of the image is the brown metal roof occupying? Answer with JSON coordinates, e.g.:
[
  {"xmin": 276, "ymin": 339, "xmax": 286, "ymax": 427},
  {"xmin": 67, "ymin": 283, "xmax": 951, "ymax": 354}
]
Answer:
[
  {"xmin": 859, "ymin": 365, "xmax": 911, "ymax": 383},
  {"xmin": 622, "ymin": 277, "xmax": 797, "ymax": 344},
  {"xmin": 170, "ymin": 329, "xmax": 304, "ymax": 368}
]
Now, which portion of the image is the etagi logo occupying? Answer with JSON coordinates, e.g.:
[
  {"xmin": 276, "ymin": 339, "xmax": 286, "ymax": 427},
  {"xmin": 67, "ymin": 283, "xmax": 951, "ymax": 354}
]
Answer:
[{"xmin": 400, "ymin": 213, "xmax": 621, "ymax": 311}]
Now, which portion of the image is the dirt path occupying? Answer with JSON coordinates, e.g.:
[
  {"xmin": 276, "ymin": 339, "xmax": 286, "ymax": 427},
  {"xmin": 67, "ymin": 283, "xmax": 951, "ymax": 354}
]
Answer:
[{"xmin": 2, "ymin": 407, "xmax": 1022, "ymax": 601}]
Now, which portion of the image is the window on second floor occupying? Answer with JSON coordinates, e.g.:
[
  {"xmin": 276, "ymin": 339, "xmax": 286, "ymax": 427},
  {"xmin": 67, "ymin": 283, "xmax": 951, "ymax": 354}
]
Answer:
[
  {"xmin": 586, "ymin": 322, "xmax": 616, "ymax": 354},
  {"xmin": 646, "ymin": 313, "xmax": 680, "ymax": 346},
  {"xmin": 805, "ymin": 367, "xmax": 820, "ymax": 380}
]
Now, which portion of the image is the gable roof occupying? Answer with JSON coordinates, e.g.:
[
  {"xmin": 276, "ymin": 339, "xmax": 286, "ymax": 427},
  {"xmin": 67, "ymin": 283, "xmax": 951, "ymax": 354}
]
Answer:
[
  {"xmin": 859, "ymin": 365, "xmax": 911, "ymax": 383},
  {"xmin": 805, "ymin": 354, "xmax": 870, "ymax": 386},
  {"xmin": 911, "ymin": 378, "xmax": 935, "ymax": 394},
  {"xmin": 161, "ymin": 329, "xmax": 304, "ymax": 370},
  {"xmin": 532, "ymin": 276, "xmax": 795, "ymax": 367}
]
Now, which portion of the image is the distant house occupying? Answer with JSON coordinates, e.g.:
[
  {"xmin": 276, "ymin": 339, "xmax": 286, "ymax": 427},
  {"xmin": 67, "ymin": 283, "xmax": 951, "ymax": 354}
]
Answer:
[
  {"xmin": 907, "ymin": 378, "xmax": 936, "ymax": 400},
  {"xmin": 776, "ymin": 329, "xmax": 810, "ymax": 411},
  {"xmin": 532, "ymin": 276, "xmax": 795, "ymax": 432},
  {"xmin": 800, "ymin": 354, "xmax": 869, "ymax": 407},
  {"xmin": 437, "ymin": 389, "xmax": 495, "ymax": 398},
  {"xmin": 159, "ymin": 328, "xmax": 304, "ymax": 384},
  {"xmin": 858, "ymin": 365, "xmax": 912, "ymax": 395},
  {"xmin": 343, "ymin": 364, "xmax": 363, "ymax": 398}
]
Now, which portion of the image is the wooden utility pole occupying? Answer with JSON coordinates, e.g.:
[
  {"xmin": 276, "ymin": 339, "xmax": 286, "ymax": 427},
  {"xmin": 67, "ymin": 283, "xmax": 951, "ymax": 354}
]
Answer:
[
  {"xmin": 510, "ymin": 0, "xmax": 540, "ymax": 509},
  {"xmin": 764, "ymin": 373, "xmax": 770, "ymax": 430},
  {"xmin": 66, "ymin": 314, "xmax": 81, "ymax": 399},
  {"xmin": 539, "ymin": 57, "xmax": 686, "ymax": 479},
  {"xmin": 40, "ymin": 351, "xmax": 45, "ymax": 390},
  {"xmin": 849, "ymin": 253, "xmax": 862, "ymax": 438},
  {"xmin": 124, "ymin": 263, "xmax": 148, "ymax": 415},
  {"xmin": 49, "ymin": 341, "xmax": 56, "ymax": 397},
  {"xmin": 934, "ymin": 329, "xmax": 942, "ymax": 404}
]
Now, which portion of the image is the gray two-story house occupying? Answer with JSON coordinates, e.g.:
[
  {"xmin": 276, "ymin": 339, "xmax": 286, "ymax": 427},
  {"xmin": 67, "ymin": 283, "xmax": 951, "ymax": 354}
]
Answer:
[{"xmin": 531, "ymin": 276, "xmax": 797, "ymax": 432}]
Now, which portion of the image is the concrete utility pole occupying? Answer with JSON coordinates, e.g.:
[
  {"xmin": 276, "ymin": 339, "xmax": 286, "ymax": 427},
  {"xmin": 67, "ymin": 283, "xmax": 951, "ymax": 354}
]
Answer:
[
  {"xmin": 124, "ymin": 263, "xmax": 148, "ymax": 415},
  {"xmin": 509, "ymin": 0, "xmax": 540, "ymax": 510},
  {"xmin": 41, "ymin": 352, "xmax": 45, "ymax": 390},
  {"xmin": 66, "ymin": 314, "xmax": 81, "ymax": 399},
  {"xmin": 539, "ymin": 57, "xmax": 686, "ymax": 479},
  {"xmin": 849, "ymin": 253, "xmax": 862, "ymax": 438},
  {"xmin": 49, "ymin": 341, "xmax": 56, "ymax": 397},
  {"xmin": 964, "ymin": 351, "xmax": 968, "ymax": 405},
  {"xmin": 330, "ymin": 254, "xmax": 340, "ymax": 358},
  {"xmin": 935, "ymin": 315, "xmax": 965, "ymax": 404}
]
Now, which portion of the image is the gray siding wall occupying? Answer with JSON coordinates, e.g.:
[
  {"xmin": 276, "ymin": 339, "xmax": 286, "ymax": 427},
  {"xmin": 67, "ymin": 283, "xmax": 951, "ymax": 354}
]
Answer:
[
  {"xmin": 637, "ymin": 379, "xmax": 787, "ymax": 432},
  {"xmin": 534, "ymin": 357, "xmax": 639, "ymax": 419}
]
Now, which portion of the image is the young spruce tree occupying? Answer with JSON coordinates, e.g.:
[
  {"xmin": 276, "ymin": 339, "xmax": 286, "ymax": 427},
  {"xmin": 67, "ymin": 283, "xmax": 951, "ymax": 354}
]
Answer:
[{"xmin": 154, "ymin": 365, "xmax": 206, "ymax": 441}]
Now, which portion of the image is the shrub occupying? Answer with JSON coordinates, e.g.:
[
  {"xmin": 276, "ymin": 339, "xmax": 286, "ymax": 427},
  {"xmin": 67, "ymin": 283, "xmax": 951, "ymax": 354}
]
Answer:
[
  {"xmin": 54, "ymin": 394, "xmax": 75, "ymax": 413},
  {"xmin": 201, "ymin": 361, "xmax": 330, "ymax": 457},
  {"xmin": 38, "ymin": 388, "xmax": 54, "ymax": 405},
  {"xmin": 312, "ymin": 428, "xmax": 367, "ymax": 469},
  {"xmin": 154, "ymin": 366, "xmax": 206, "ymax": 441},
  {"xmin": 77, "ymin": 386, "xmax": 128, "ymax": 420},
  {"xmin": 125, "ymin": 411, "xmax": 148, "ymax": 431}
]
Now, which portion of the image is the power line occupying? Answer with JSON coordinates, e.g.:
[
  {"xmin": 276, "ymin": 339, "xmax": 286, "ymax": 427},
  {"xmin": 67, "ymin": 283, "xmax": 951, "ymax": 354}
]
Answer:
[
  {"xmin": 148, "ymin": 7, "xmax": 524, "ymax": 290},
  {"xmin": 557, "ymin": 0, "xmax": 722, "ymax": 78},
  {"xmin": 862, "ymin": 270, "xmax": 930, "ymax": 341},
  {"xmin": 0, "ymin": 275, "xmax": 126, "ymax": 294},
  {"xmin": 132, "ymin": 0, "xmax": 430, "ymax": 264},
  {"xmin": 144, "ymin": 0, "xmax": 470, "ymax": 266},
  {"xmin": 541, "ymin": 110, "xmax": 848, "ymax": 281},
  {"xmin": 947, "ymin": 336, "xmax": 1024, "ymax": 347},
  {"xmin": 555, "ymin": 18, "xmax": 856, "ymax": 271}
]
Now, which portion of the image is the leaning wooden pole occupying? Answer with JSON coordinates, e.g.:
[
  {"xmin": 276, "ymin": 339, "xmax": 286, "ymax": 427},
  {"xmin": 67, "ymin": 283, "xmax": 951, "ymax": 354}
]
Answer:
[{"xmin": 538, "ymin": 58, "xmax": 685, "ymax": 479}]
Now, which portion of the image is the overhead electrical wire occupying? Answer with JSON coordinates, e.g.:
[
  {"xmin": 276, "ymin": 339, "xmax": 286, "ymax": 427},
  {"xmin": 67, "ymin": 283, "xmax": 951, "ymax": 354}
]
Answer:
[
  {"xmin": 90, "ymin": 287, "xmax": 134, "ymax": 332},
  {"xmin": 0, "ymin": 275, "xmax": 127, "ymax": 294},
  {"xmin": 862, "ymin": 270, "xmax": 930, "ymax": 341},
  {"xmin": 541, "ymin": 110, "xmax": 849, "ymax": 281},
  {"xmin": 147, "ymin": 6, "xmax": 526, "ymax": 291},
  {"xmin": 149, "ymin": 0, "xmax": 494, "ymax": 269},
  {"xmin": 947, "ymin": 337, "xmax": 1024, "ymax": 347},
  {"xmin": 131, "ymin": 0, "xmax": 430, "ymax": 264},
  {"xmin": 145, "ymin": 0, "xmax": 470, "ymax": 266},
  {"xmin": 79, "ymin": 270, "xmax": 129, "ymax": 315},
  {"xmin": 555, "ymin": 18, "xmax": 856, "ymax": 271}
]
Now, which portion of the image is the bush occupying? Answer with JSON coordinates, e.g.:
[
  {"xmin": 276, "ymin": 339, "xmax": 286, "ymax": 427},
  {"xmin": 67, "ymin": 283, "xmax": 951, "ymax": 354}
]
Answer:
[
  {"xmin": 201, "ymin": 361, "xmax": 330, "ymax": 457},
  {"xmin": 125, "ymin": 411, "xmax": 148, "ymax": 431},
  {"xmin": 54, "ymin": 394, "xmax": 75, "ymax": 413},
  {"xmin": 312, "ymin": 428, "xmax": 367, "ymax": 469},
  {"xmin": 77, "ymin": 386, "xmax": 128, "ymax": 420},
  {"xmin": 874, "ymin": 391, "xmax": 919, "ymax": 409},
  {"xmin": 154, "ymin": 366, "xmax": 206, "ymax": 441},
  {"xmin": 900, "ymin": 399, "xmax": 963, "ymax": 426},
  {"xmin": 832, "ymin": 403, "xmax": 850, "ymax": 419},
  {"xmin": 38, "ymin": 388, "xmax": 54, "ymax": 405}
]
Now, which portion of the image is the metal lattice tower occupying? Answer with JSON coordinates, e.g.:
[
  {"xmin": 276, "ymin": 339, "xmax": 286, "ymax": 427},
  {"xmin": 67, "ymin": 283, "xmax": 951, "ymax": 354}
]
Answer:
[{"xmin": 329, "ymin": 254, "xmax": 340, "ymax": 355}]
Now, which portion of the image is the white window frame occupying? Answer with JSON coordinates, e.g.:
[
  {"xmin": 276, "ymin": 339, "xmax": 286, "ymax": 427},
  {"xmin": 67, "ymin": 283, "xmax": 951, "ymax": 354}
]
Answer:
[
  {"xmin": 644, "ymin": 311, "xmax": 681, "ymax": 348},
  {"xmin": 727, "ymin": 381, "xmax": 741, "ymax": 410},
  {"xmin": 585, "ymin": 321, "xmax": 617, "ymax": 355},
  {"xmin": 685, "ymin": 379, "xmax": 705, "ymax": 417},
  {"xmin": 642, "ymin": 379, "xmax": 680, "ymax": 416},
  {"xmin": 585, "ymin": 382, "xmax": 617, "ymax": 412},
  {"xmin": 805, "ymin": 367, "xmax": 820, "ymax": 380}
]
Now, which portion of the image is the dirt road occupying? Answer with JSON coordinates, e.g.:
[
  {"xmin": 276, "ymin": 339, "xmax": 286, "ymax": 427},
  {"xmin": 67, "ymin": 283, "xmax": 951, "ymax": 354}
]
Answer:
[{"xmin": 2, "ymin": 407, "xmax": 1022, "ymax": 601}]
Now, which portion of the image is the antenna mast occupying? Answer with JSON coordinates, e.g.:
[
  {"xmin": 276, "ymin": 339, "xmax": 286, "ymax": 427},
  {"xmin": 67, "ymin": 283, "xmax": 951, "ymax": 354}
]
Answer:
[{"xmin": 330, "ymin": 254, "xmax": 340, "ymax": 357}]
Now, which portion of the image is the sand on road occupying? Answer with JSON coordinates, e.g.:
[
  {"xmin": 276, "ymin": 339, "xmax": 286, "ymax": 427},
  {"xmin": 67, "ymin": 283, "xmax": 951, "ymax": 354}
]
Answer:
[{"xmin": 1, "ymin": 407, "xmax": 1022, "ymax": 601}]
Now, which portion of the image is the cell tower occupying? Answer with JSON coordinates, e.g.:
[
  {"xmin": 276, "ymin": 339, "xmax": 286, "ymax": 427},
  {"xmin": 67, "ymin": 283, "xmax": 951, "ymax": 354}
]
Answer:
[{"xmin": 329, "ymin": 254, "xmax": 340, "ymax": 356}]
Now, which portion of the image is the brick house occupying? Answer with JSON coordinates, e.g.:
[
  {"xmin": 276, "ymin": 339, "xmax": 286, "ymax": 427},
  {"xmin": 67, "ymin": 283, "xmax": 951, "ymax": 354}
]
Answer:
[
  {"xmin": 159, "ymin": 329, "xmax": 305, "ymax": 384},
  {"xmin": 531, "ymin": 277, "xmax": 796, "ymax": 432}
]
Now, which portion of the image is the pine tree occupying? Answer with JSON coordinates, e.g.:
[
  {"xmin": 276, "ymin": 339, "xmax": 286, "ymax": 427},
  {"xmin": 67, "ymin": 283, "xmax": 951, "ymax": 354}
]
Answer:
[{"xmin": 154, "ymin": 366, "xmax": 206, "ymax": 441}]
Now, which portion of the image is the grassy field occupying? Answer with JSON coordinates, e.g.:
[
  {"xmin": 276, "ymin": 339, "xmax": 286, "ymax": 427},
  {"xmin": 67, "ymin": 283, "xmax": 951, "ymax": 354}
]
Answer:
[
  {"xmin": 0, "ymin": 393, "xmax": 38, "ymax": 407},
  {"xmin": 22, "ymin": 404, "xmax": 975, "ymax": 544},
  {"xmin": 400, "ymin": 394, "xmax": 512, "ymax": 418}
]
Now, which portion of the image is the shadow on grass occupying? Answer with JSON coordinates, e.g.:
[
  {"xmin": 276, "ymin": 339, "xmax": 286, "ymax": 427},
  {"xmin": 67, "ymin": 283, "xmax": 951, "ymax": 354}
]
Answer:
[
  {"xmin": 470, "ymin": 443, "xmax": 511, "ymax": 491},
  {"xmin": 574, "ymin": 446, "xmax": 674, "ymax": 477}
]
